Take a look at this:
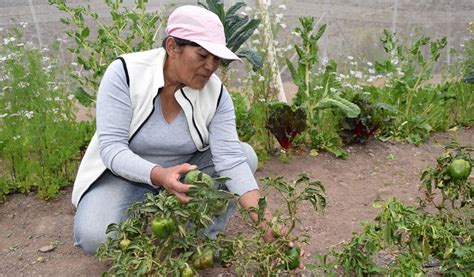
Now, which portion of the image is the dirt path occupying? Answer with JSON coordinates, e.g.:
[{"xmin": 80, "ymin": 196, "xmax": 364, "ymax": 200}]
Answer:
[{"xmin": 0, "ymin": 128, "xmax": 472, "ymax": 276}]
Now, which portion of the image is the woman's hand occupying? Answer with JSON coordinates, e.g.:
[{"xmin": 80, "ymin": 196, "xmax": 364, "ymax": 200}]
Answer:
[
  {"xmin": 150, "ymin": 163, "xmax": 197, "ymax": 203},
  {"xmin": 239, "ymin": 190, "xmax": 305, "ymax": 269}
]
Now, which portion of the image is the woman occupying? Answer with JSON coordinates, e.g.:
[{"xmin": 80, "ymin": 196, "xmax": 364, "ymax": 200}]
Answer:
[{"xmin": 73, "ymin": 5, "xmax": 274, "ymax": 255}]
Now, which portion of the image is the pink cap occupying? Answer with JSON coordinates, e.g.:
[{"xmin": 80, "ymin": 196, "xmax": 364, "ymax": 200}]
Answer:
[{"xmin": 165, "ymin": 5, "xmax": 240, "ymax": 61}]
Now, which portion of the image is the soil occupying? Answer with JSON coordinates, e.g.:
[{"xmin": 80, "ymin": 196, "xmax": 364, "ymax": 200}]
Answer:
[{"xmin": 0, "ymin": 127, "xmax": 472, "ymax": 277}]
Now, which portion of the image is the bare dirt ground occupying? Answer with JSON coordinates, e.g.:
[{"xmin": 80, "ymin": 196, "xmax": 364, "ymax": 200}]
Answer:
[{"xmin": 0, "ymin": 127, "xmax": 472, "ymax": 277}]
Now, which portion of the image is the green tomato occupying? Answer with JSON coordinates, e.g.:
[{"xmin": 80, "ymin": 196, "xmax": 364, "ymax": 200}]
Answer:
[
  {"xmin": 192, "ymin": 248, "xmax": 214, "ymax": 269},
  {"xmin": 184, "ymin": 169, "xmax": 214, "ymax": 187},
  {"xmin": 184, "ymin": 169, "xmax": 201, "ymax": 184},
  {"xmin": 119, "ymin": 238, "xmax": 131, "ymax": 251},
  {"xmin": 181, "ymin": 265, "xmax": 194, "ymax": 277},
  {"xmin": 447, "ymin": 159, "xmax": 472, "ymax": 180},
  {"xmin": 211, "ymin": 199, "xmax": 227, "ymax": 214},
  {"xmin": 151, "ymin": 217, "xmax": 175, "ymax": 239},
  {"xmin": 284, "ymin": 247, "xmax": 301, "ymax": 270},
  {"xmin": 200, "ymin": 248, "xmax": 214, "ymax": 268}
]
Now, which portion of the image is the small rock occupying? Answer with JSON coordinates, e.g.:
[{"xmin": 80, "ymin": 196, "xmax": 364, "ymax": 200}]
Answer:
[{"xmin": 38, "ymin": 244, "xmax": 56, "ymax": 253}]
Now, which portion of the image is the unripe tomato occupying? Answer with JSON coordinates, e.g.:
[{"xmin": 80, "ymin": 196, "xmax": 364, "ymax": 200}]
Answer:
[
  {"xmin": 119, "ymin": 238, "xmax": 131, "ymax": 251},
  {"xmin": 284, "ymin": 247, "xmax": 301, "ymax": 270},
  {"xmin": 181, "ymin": 264, "xmax": 194, "ymax": 277},
  {"xmin": 200, "ymin": 248, "xmax": 214, "ymax": 268},
  {"xmin": 151, "ymin": 217, "xmax": 175, "ymax": 239},
  {"xmin": 447, "ymin": 159, "xmax": 472, "ymax": 180},
  {"xmin": 184, "ymin": 169, "xmax": 201, "ymax": 184},
  {"xmin": 192, "ymin": 248, "xmax": 214, "ymax": 269},
  {"xmin": 211, "ymin": 199, "xmax": 227, "ymax": 214},
  {"xmin": 184, "ymin": 169, "xmax": 214, "ymax": 187}
]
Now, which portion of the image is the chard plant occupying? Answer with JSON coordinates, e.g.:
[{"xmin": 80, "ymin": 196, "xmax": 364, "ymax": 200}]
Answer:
[
  {"xmin": 0, "ymin": 24, "xmax": 94, "ymax": 201},
  {"xmin": 286, "ymin": 17, "xmax": 360, "ymax": 158},
  {"xmin": 49, "ymin": 0, "xmax": 169, "ymax": 106},
  {"xmin": 232, "ymin": 4, "xmax": 294, "ymax": 163}
]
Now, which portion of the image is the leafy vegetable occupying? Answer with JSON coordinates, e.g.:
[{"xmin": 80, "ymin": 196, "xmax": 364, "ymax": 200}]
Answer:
[{"xmin": 266, "ymin": 102, "xmax": 306, "ymax": 150}]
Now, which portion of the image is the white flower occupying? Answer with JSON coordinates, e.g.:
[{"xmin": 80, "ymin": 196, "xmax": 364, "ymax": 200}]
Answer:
[
  {"xmin": 24, "ymin": 111, "xmax": 34, "ymax": 119},
  {"xmin": 253, "ymin": 29, "xmax": 260, "ymax": 35},
  {"xmin": 347, "ymin": 55, "xmax": 354, "ymax": 60},
  {"xmin": 20, "ymin": 22, "xmax": 28, "ymax": 28},
  {"xmin": 354, "ymin": 71, "xmax": 363, "ymax": 79},
  {"xmin": 71, "ymin": 62, "xmax": 78, "ymax": 66},
  {"xmin": 291, "ymin": 31, "xmax": 300, "ymax": 37},
  {"xmin": 258, "ymin": 75, "xmax": 265, "ymax": 81},
  {"xmin": 240, "ymin": 11, "xmax": 247, "ymax": 16},
  {"xmin": 280, "ymin": 23, "xmax": 287, "ymax": 29},
  {"xmin": 391, "ymin": 58, "xmax": 399, "ymax": 65},
  {"xmin": 3, "ymin": 37, "xmax": 16, "ymax": 45},
  {"xmin": 13, "ymin": 135, "xmax": 21, "ymax": 141},
  {"xmin": 278, "ymin": 4, "xmax": 287, "ymax": 10},
  {"xmin": 321, "ymin": 57, "xmax": 328, "ymax": 65},
  {"xmin": 18, "ymin": 82, "xmax": 29, "ymax": 88},
  {"xmin": 368, "ymin": 68, "xmax": 376, "ymax": 74},
  {"xmin": 67, "ymin": 94, "xmax": 75, "ymax": 100},
  {"xmin": 0, "ymin": 56, "xmax": 6, "ymax": 62},
  {"xmin": 366, "ymin": 61, "xmax": 373, "ymax": 66},
  {"xmin": 42, "ymin": 56, "xmax": 50, "ymax": 62},
  {"xmin": 329, "ymin": 87, "xmax": 338, "ymax": 93}
]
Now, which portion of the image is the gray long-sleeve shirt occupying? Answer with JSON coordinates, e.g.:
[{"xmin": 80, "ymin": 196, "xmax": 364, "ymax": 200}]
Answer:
[{"xmin": 95, "ymin": 59, "xmax": 258, "ymax": 196}]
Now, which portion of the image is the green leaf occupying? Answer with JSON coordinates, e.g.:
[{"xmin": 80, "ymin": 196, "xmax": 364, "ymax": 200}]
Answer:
[
  {"xmin": 236, "ymin": 48, "xmax": 262, "ymax": 71},
  {"xmin": 74, "ymin": 86, "xmax": 95, "ymax": 107},
  {"xmin": 81, "ymin": 27, "xmax": 90, "ymax": 38},
  {"xmin": 316, "ymin": 95, "xmax": 361, "ymax": 118}
]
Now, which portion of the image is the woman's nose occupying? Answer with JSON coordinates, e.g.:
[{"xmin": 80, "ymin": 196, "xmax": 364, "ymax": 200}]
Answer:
[{"xmin": 204, "ymin": 55, "xmax": 220, "ymax": 72}]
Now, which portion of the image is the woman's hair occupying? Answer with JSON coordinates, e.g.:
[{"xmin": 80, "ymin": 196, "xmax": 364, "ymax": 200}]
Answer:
[{"xmin": 162, "ymin": 36, "xmax": 200, "ymax": 50}]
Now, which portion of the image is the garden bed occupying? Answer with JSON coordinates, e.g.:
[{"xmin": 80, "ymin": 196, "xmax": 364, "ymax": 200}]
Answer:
[{"xmin": 0, "ymin": 128, "xmax": 471, "ymax": 276}]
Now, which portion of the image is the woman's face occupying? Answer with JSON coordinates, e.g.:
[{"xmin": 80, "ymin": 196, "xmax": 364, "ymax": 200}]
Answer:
[{"xmin": 171, "ymin": 45, "xmax": 221, "ymax": 90}]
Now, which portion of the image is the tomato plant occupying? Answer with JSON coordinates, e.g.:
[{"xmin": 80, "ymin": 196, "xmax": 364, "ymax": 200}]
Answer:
[
  {"xmin": 420, "ymin": 143, "xmax": 473, "ymax": 211},
  {"xmin": 309, "ymin": 144, "xmax": 473, "ymax": 276},
  {"xmin": 96, "ymin": 173, "xmax": 327, "ymax": 276}
]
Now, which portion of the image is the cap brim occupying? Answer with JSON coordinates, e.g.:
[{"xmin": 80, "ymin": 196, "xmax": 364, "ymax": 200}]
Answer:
[{"xmin": 192, "ymin": 40, "xmax": 241, "ymax": 61}]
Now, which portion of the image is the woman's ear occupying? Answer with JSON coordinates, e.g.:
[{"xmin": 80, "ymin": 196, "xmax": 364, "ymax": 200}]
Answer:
[{"xmin": 165, "ymin": 37, "xmax": 178, "ymax": 57}]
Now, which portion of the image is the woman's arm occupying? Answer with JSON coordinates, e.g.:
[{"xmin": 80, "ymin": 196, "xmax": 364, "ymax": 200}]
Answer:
[{"xmin": 95, "ymin": 60, "xmax": 157, "ymax": 185}]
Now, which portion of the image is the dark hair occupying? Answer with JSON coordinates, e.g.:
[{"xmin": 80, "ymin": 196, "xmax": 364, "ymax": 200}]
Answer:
[{"xmin": 162, "ymin": 36, "xmax": 200, "ymax": 49}]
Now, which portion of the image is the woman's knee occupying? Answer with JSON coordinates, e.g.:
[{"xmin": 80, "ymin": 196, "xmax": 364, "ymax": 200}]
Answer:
[
  {"xmin": 74, "ymin": 218, "xmax": 112, "ymax": 255},
  {"xmin": 241, "ymin": 142, "xmax": 258, "ymax": 173}
]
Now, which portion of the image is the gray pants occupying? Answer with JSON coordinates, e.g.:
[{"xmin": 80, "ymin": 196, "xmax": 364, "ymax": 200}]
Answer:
[{"xmin": 74, "ymin": 142, "xmax": 258, "ymax": 255}]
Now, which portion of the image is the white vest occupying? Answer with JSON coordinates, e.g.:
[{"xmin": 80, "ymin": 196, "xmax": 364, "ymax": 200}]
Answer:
[{"xmin": 71, "ymin": 48, "xmax": 223, "ymax": 207}]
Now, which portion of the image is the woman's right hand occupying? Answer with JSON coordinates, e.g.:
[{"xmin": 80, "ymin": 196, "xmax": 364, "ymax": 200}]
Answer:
[{"xmin": 150, "ymin": 163, "xmax": 197, "ymax": 203}]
